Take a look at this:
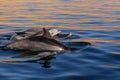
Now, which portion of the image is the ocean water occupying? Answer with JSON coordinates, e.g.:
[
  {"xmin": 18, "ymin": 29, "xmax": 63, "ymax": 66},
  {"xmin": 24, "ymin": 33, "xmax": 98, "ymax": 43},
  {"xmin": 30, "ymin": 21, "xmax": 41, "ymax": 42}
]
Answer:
[{"xmin": 0, "ymin": 0, "xmax": 120, "ymax": 80}]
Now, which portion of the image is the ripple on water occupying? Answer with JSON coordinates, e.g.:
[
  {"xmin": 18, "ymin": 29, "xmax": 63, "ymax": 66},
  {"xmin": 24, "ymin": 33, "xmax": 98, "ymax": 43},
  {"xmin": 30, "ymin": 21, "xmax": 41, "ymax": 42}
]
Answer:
[{"xmin": 0, "ymin": 0, "xmax": 120, "ymax": 80}]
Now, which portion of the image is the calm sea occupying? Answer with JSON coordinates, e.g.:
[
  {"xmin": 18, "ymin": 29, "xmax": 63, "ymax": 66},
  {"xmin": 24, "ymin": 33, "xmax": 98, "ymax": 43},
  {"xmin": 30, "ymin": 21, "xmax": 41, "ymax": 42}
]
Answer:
[{"xmin": 0, "ymin": 0, "xmax": 120, "ymax": 80}]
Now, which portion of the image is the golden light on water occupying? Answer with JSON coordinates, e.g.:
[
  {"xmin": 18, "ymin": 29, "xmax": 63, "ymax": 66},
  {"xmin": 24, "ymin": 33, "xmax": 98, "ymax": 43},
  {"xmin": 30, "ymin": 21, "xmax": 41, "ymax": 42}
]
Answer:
[{"xmin": 0, "ymin": 0, "xmax": 120, "ymax": 43}]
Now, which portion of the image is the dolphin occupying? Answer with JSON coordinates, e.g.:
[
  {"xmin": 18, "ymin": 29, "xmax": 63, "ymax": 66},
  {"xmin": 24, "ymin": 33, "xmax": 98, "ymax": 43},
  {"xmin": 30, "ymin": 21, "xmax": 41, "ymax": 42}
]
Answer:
[
  {"xmin": 5, "ymin": 28, "xmax": 70, "ymax": 52},
  {"xmin": 10, "ymin": 28, "xmax": 72, "ymax": 41},
  {"xmin": 10, "ymin": 28, "xmax": 61, "ymax": 40}
]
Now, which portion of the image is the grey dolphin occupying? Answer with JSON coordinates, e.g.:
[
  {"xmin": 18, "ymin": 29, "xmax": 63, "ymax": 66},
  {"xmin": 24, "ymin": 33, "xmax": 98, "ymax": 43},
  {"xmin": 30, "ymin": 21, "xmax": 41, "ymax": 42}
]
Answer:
[
  {"xmin": 6, "ymin": 28, "xmax": 69, "ymax": 52},
  {"xmin": 10, "ymin": 28, "xmax": 61, "ymax": 40},
  {"xmin": 10, "ymin": 28, "xmax": 72, "ymax": 41}
]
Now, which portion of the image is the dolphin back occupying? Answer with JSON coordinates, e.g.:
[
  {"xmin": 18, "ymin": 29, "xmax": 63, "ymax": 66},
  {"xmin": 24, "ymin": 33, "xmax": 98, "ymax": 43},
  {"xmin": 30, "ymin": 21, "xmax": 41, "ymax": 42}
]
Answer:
[{"xmin": 6, "ymin": 36, "xmax": 69, "ymax": 52}]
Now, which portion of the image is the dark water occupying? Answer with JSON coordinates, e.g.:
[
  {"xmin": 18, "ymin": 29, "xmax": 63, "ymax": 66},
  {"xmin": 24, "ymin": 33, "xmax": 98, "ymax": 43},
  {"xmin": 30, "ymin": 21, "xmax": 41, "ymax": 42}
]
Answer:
[{"xmin": 0, "ymin": 0, "xmax": 120, "ymax": 80}]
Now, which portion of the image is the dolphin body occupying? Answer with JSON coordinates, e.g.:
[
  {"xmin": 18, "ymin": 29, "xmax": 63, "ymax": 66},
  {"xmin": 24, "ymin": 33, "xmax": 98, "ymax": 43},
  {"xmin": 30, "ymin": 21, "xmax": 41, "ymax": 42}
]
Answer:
[
  {"xmin": 10, "ymin": 28, "xmax": 72, "ymax": 41},
  {"xmin": 10, "ymin": 28, "xmax": 61, "ymax": 40},
  {"xmin": 5, "ymin": 28, "xmax": 69, "ymax": 52}
]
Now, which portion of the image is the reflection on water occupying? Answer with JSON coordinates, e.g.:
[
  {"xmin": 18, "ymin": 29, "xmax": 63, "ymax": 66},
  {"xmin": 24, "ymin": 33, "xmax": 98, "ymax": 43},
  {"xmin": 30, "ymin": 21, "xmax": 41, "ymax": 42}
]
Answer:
[
  {"xmin": 0, "ymin": 51, "xmax": 55, "ymax": 68},
  {"xmin": 0, "ymin": 0, "xmax": 120, "ymax": 80},
  {"xmin": 0, "ymin": 39, "xmax": 91, "ymax": 68}
]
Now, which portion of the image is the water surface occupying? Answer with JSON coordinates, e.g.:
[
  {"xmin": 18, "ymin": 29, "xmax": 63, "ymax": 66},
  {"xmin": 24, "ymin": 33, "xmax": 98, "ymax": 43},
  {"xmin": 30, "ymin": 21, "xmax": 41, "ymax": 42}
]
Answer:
[{"xmin": 0, "ymin": 0, "xmax": 120, "ymax": 80}]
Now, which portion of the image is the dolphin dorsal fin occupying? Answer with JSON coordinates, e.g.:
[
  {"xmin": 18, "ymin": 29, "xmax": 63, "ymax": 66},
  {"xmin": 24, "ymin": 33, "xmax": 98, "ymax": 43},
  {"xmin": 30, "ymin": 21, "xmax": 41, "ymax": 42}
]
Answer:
[{"xmin": 42, "ymin": 28, "xmax": 52, "ymax": 38}]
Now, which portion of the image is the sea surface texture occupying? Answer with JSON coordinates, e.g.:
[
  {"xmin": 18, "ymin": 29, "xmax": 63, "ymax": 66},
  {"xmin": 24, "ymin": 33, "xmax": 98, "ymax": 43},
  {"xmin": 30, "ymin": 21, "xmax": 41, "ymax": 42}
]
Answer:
[{"xmin": 0, "ymin": 0, "xmax": 120, "ymax": 80}]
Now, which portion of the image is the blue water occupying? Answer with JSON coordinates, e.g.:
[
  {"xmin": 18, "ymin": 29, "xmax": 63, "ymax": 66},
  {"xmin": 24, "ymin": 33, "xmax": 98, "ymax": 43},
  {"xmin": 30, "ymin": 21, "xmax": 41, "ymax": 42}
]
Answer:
[{"xmin": 0, "ymin": 0, "xmax": 120, "ymax": 80}]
